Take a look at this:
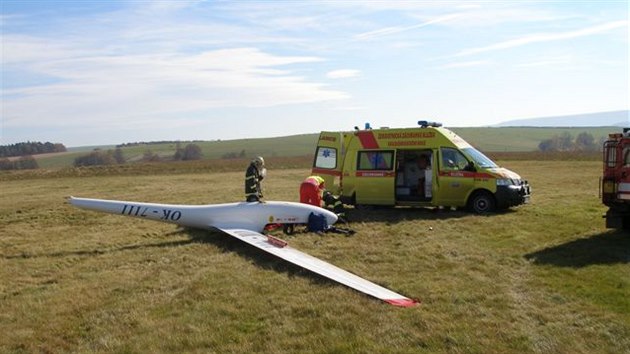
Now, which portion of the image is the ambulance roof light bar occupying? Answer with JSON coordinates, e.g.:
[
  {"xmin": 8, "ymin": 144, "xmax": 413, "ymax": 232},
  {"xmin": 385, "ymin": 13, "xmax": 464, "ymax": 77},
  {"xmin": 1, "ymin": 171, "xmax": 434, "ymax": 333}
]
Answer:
[
  {"xmin": 418, "ymin": 120, "xmax": 442, "ymax": 128},
  {"xmin": 354, "ymin": 123, "xmax": 372, "ymax": 131}
]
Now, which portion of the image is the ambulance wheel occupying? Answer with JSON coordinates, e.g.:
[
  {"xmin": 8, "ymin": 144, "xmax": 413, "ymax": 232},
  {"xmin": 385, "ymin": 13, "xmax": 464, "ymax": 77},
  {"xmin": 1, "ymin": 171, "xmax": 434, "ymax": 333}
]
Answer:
[{"xmin": 468, "ymin": 191, "xmax": 496, "ymax": 213}]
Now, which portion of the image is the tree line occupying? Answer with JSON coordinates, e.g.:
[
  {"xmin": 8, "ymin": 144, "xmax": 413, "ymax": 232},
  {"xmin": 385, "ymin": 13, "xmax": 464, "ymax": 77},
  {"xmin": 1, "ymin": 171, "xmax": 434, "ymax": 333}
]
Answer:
[
  {"xmin": 0, "ymin": 142, "xmax": 248, "ymax": 170},
  {"xmin": 73, "ymin": 143, "xmax": 204, "ymax": 167},
  {"xmin": 116, "ymin": 140, "xmax": 205, "ymax": 148},
  {"xmin": 0, "ymin": 141, "xmax": 66, "ymax": 170},
  {"xmin": 538, "ymin": 132, "xmax": 603, "ymax": 152},
  {"xmin": 0, "ymin": 141, "xmax": 66, "ymax": 158}
]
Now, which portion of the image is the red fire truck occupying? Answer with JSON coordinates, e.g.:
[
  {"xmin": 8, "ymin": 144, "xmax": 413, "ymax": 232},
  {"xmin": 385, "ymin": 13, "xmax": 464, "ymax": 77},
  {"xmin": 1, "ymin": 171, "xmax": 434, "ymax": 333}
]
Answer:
[{"xmin": 602, "ymin": 128, "xmax": 630, "ymax": 229}]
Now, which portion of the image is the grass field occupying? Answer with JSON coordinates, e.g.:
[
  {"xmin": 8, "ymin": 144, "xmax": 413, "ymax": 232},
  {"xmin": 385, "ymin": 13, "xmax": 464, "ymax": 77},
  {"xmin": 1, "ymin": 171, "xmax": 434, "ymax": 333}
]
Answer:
[{"xmin": 1, "ymin": 159, "xmax": 628, "ymax": 353}]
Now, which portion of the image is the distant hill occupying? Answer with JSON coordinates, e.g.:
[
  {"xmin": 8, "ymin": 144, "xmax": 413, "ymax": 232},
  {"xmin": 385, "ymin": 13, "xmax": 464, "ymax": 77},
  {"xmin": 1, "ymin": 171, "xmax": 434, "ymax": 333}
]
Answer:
[{"xmin": 495, "ymin": 110, "xmax": 628, "ymax": 127}]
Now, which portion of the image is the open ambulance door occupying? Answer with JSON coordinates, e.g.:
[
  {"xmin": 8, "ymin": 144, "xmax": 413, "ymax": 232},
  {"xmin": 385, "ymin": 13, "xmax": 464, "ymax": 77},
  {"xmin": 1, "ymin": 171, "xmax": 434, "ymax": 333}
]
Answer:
[
  {"xmin": 394, "ymin": 149, "xmax": 434, "ymax": 203},
  {"xmin": 312, "ymin": 131, "xmax": 344, "ymax": 194}
]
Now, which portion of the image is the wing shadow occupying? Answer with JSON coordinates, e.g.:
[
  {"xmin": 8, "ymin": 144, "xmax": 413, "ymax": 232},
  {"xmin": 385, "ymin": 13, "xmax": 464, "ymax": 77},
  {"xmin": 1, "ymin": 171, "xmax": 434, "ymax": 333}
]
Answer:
[
  {"xmin": 524, "ymin": 230, "xmax": 630, "ymax": 268},
  {"xmin": 3, "ymin": 233, "xmax": 194, "ymax": 260},
  {"xmin": 3, "ymin": 227, "xmax": 333, "ymax": 284},
  {"xmin": 3, "ymin": 228, "xmax": 328, "ymax": 286},
  {"xmin": 2, "ymin": 226, "xmax": 394, "ymax": 294}
]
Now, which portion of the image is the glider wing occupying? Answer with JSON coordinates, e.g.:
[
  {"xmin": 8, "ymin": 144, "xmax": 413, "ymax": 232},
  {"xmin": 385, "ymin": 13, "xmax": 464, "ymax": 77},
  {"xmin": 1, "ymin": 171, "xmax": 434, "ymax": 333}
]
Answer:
[{"xmin": 220, "ymin": 228, "xmax": 418, "ymax": 307}]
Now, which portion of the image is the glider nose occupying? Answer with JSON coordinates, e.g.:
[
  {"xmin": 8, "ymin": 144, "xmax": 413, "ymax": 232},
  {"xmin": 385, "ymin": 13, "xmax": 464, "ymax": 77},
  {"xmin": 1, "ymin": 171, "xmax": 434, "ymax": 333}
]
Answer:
[{"xmin": 324, "ymin": 209, "xmax": 338, "ymax": 225}]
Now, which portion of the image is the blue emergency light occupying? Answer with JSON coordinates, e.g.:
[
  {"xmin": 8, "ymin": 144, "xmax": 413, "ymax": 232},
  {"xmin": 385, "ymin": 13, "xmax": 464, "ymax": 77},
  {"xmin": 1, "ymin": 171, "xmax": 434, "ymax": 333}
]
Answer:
[{"xmin": 418, "ymin": 120, "xmax": 442, "ymax": 128}]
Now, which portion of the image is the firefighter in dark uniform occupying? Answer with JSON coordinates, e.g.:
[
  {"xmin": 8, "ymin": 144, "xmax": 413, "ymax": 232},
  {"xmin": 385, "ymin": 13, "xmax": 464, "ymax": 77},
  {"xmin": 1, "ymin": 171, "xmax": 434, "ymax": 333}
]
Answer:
[
  {"xmin": 245, "ymin": 156, "xmax": 266, "ymax": 202},
  {"xmin": 323, "ymin": 191, "xmax": 347, "ymax": 223}
]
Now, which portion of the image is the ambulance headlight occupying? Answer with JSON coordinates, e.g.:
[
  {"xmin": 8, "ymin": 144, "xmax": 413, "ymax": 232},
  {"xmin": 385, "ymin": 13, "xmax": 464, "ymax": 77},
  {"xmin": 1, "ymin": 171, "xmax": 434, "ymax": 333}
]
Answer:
[{"xmin": 496, "ymin": 178, "xmax": 514, "ymax": 186}]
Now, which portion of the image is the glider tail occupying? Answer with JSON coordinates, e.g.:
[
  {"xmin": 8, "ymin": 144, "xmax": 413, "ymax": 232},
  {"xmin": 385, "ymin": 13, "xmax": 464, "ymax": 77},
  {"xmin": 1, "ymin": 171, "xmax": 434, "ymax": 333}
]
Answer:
[{"xmin": 68, "ymin": 196, "xmax": 185, "ymax": 225}]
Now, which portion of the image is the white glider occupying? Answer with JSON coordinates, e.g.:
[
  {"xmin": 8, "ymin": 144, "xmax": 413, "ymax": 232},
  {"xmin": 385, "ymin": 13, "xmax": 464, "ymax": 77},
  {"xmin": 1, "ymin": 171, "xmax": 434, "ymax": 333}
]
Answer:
[{"xmin": 69, "ymin": 197, "xmax": 418, "ymax": 307}]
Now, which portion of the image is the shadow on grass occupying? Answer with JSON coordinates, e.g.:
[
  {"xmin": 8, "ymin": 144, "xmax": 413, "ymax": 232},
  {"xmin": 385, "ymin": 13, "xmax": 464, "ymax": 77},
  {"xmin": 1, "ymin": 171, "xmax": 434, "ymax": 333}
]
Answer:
[
  {"xmin": 2, "ymin": 227, "xmax": 324, "ymax": 280},
  {"xmin": 3, "ymin": 234, "xmax": 195, "ymax": 260},
  {"xmin": 2, "ymin": 226, "xmax": 405, "ymax": 300},
  {"xmin": 3, "ymin": 228, "xmax": 315, "ymax": 280},
  {"xmin": 347, "ymin": 206, "xmax": 516, "ymax": 223},
  {"xmin": 524, "ymin": 230, "xmax": 630, "ymax": 268}
]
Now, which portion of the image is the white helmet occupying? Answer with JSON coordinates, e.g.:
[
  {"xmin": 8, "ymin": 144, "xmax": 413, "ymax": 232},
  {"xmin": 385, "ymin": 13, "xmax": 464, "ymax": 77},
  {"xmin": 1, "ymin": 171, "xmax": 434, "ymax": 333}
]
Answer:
[{"xmin": 253, "ymin": 156, "xmax": 265, "ymax": 168}]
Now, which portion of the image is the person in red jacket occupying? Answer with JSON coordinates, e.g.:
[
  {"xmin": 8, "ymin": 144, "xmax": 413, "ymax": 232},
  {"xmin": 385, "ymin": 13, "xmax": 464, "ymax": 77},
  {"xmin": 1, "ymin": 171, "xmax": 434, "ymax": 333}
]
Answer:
[{"xmin": 300, "ymin": 175, "xmax": 325, "ymax": 207}]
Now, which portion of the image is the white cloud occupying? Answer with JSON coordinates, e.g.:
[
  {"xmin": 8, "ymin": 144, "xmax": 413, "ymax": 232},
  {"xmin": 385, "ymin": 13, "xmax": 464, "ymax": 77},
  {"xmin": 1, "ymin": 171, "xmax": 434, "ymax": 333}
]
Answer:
[
  {"xmin": 456, "ymin": 20, "xmax": 628, "ymax": 56},
  {"xmin": 333, "ymin": 105, "xmax": 366, "ymax": 111},
  {"xmin": 354, "ymin": 13, "xmax": 462, "ymax": 40},
  {"xmin": 440, "ymin": 60, "xmax": 491, "ymax": 69},
  {"xmin": 515, "ymin": 56, "xmax": 573, "ymax": 68},
  {"xmin": 326, "ymin": 69, "xmax": 361, "ymax": 79},
  {"xmin": 3, "ymin": 46, "xmax": 348, "ymax": 128}
]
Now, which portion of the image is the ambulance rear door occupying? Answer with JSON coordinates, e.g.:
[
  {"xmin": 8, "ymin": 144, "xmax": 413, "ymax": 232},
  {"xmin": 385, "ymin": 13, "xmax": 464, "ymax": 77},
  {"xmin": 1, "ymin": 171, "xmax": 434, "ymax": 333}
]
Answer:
[{"xmin": 312, "ymin": 131, "xmax": 344, "ymax": 193}]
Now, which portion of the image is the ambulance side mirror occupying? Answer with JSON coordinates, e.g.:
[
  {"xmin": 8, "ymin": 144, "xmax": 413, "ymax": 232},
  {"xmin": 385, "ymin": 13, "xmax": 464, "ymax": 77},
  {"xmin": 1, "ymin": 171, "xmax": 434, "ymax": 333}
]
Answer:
[{"xmin": 464, "ymin": 161, "xmax": 476, "ymax": 172}]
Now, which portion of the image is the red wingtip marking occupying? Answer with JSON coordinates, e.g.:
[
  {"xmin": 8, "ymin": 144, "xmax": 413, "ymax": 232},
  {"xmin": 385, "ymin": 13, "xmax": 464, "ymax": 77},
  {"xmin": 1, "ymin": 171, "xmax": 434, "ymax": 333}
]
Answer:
[
  {"xmin": 384, "ymin": 298, "xmax": 420, "ymax": 307},
  {"xmin": 267, "ymin": 235, "xmax": 288, "ymax": 248}
]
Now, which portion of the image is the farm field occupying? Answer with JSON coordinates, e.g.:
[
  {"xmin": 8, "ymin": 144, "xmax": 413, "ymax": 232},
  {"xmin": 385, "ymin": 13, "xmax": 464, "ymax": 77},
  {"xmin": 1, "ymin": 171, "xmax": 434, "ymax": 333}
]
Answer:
[{"xmin": 0, "ymin": 160, "xmax": 628, "ymax": 353}]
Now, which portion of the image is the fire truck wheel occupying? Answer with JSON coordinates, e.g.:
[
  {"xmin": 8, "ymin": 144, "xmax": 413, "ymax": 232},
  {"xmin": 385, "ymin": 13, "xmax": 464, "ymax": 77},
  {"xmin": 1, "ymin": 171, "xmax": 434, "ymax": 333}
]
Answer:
[{"xmin": 468, "ymin": 191, "xmax": 496, "ymax": 214}]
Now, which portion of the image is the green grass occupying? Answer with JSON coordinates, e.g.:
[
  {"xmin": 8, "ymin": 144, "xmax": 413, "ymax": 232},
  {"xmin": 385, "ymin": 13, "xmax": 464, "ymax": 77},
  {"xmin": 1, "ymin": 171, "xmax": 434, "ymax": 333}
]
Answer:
[{"xmin": 1, "ymin": 160, "xmax": 628, "ymax": 353}]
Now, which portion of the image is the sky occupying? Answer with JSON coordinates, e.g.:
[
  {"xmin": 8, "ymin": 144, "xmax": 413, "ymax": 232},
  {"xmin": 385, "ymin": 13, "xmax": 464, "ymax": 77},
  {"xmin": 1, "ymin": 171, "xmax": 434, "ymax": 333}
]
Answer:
[{"xmin": 1, "ymin": 0, "xmax": 628, "ymax": 147}]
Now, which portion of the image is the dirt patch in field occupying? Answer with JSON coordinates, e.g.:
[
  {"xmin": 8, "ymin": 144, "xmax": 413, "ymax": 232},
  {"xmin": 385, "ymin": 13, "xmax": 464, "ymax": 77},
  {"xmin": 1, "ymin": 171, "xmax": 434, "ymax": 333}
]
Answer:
[{"xmin": 6, "ymin": 151, "xmax": 75, "ymax": 161}]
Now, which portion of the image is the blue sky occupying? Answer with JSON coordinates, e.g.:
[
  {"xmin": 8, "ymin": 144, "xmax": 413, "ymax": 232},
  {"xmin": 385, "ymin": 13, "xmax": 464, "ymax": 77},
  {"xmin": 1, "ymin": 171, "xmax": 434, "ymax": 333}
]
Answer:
[{"xmin": 1, "ymin": 0, "xmax": 628, "ymax": 147}]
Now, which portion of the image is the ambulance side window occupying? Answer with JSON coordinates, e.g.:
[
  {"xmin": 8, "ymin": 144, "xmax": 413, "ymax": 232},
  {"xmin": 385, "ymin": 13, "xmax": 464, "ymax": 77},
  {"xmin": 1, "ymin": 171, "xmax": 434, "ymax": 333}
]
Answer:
[
  {"xmin": 314, "ymin": 147, "xmax": 337, "ymax": 169},
  {"xmin": 357, "ymin": 150, "xmax": 394, "ymax": 170},
  {"xmin": 440, "ymin": 148, "xmax": 469, "ymax": 171}
]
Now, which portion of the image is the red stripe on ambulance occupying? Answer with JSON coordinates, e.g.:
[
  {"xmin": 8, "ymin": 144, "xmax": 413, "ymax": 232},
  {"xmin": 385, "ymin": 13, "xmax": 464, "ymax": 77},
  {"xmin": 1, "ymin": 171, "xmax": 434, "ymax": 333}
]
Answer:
[
  {"xmin": 356, "ymin": 131, "xmax": 379, "ymax": 149},
  {"xmin": 438, "ymin": 171, "xmax": 495, "ymax": 179}
]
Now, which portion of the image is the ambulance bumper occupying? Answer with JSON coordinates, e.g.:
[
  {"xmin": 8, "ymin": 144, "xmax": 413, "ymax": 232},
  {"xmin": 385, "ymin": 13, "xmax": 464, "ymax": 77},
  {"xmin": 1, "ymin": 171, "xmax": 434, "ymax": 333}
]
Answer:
[{"xmin": 496, "ymin": 183, "xmax": 531, "ymax": 209}]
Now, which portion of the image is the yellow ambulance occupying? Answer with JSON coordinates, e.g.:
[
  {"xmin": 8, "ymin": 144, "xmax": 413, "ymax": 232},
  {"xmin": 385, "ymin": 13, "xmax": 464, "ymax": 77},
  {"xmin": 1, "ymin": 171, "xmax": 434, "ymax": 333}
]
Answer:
[{"xmin": 311, "ymin": 121, "xmax": 531, "ymax": 213}]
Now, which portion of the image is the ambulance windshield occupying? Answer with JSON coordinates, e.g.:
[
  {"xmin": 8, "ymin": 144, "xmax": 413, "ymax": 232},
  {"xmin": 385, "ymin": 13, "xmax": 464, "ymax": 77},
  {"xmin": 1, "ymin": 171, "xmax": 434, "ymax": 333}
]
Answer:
[{"xmin": 463, "ymin": 147, "xmax": 498, "ymax": 168}]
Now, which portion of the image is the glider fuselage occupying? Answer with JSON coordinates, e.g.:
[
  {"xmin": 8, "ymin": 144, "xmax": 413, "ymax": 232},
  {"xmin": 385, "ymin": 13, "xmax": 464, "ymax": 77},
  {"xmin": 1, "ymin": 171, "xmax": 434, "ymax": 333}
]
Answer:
[{"xmin": 69, "ymin": 197, "xmax": 338, "ymax": 232}]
